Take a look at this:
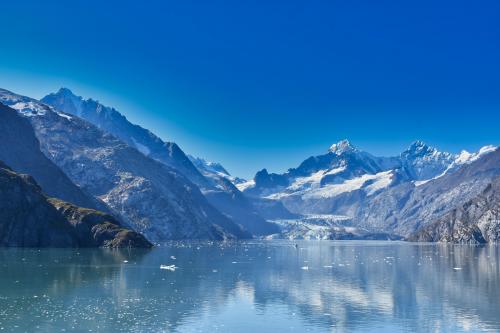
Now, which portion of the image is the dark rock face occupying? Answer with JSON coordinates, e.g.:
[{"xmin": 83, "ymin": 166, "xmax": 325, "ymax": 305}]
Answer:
[
  {"xmin": 408, "ymin": 177, "xmax": 500, "ymax": 244},
  {"xmin": 0, "ymin": 162, "xmax": 152, "ymax": 248},
  {"xmin": 255, "ymin": 169, "xmax": 289, "ymax": 187},
  {"xmin": 48, "ymin": 198, "xmax": 152, "ymax": 248},
  {"xmin": 0, "ymin": 102, "xmax": 104, "ymax": 211}
]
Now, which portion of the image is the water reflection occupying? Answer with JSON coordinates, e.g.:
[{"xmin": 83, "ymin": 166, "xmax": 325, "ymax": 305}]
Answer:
[{"xmin": 0, "ymin": 242, "xmax": 498, "ymax": 332}]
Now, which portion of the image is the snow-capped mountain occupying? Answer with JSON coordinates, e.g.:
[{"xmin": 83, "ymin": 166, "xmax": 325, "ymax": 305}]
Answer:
[
  {"xmin": 188, "ymin": 155, "xmax": 247, "ymax": 186},
  {"xmin": 241, "ymin": 140, "xmax": 401, "ymax": 200},
  {"xmin": 400, "ymin": 140, "xmax": 456, "ymax": 181},
  {"xmin": 0, "ymin": 88, "xmax": 249, "ymax": 241},
  {"xmin": 359, "ymin": 147, "xmax": 500, "ymax": 236},
  {"xmin": 238, "ymin": 139, "xmax": 498, "ymax": 236},
  {"xmin": 42, "ymin": 88, "xmax": 207, "ymax": 186},
  {"xmin": 42, "ymin": 88, "xmax": 276, "ymax": 235}
]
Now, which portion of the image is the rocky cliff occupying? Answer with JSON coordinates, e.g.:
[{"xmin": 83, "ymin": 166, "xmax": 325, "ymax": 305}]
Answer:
[
  {"xmin": 0, "ymin": 161, "xmax": 152, "ymax": 248},
  {"xmin": 408, "ymin": 177, "xmax": 500, "ymax": 243}
]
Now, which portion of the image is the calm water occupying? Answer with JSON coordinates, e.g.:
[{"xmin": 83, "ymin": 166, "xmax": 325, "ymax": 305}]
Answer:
[{"xmin": 0, "ymin": 241, "xmax": 499, "ymax": 333}]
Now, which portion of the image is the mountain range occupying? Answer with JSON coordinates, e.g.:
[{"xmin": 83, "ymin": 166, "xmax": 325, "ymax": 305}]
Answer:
[
  {"xmin": 237, "ymin": 139, "xmax": 499, "ymax": 238},
  {"xmin": 42, "ymin": 88, "xmax": 277, "ymax": 236},
  {"xmin": 0, "ymin": 86, "xmax": 498, "ymax": 245},
  {"xmin": 0, "ymin": 88, "xmax": 249, "ymax": 243}
]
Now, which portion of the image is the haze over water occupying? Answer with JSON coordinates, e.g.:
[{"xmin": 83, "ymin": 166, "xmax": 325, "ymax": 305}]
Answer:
[{"xmin": 0, "ymin": 241, "xmax": 499, "ymax": 332}]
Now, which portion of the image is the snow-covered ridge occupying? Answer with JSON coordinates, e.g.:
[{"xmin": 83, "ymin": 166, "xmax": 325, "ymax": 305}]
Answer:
[
  {"xmin": 236, "ymin": 139, "xmax": 498, "ymax": 217},
  {"xmin": 0, "ymin": 88, "xmax": 77, "ymax": 121},
  {"xmin": 415, "ymin": 145, "xmax": 498, "ymax": 186},
  {"xmin": 329, "ymin": 139, "xmax": 357, "ymax": 155}
]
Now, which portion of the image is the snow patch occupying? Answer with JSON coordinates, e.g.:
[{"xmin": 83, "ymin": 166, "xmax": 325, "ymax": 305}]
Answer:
[
  {"xmin": 301, "ymin": 170, "xmax": 394, "ymax": 199},
  {"xmin": 56, "ymin": 112, "xmax": 72, "ymax": 120},
  {"xmin": 288, "ymin": 166, "xmax": 346, "ymax": 192},
  {"xmin": 8, "ymin": 101, "xmax": 47, "ymax": 117},
  {"xmin": 236, "ymin": 179, "xmax": 255, "ymax": 191},
  {"xmin": 131, "ymin": 137, "xmax": 151, "ymax": 156}
]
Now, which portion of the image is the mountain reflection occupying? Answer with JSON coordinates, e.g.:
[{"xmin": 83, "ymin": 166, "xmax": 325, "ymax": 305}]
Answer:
[{"xmin": 0, "ymin": 242, "xmax": 498, "ymax": 332}]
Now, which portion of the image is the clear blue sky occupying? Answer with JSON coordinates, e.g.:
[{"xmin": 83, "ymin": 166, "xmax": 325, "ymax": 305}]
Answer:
[{"xmin": 0, "ymin": 0, "xmax": 499, "ymax": 178}]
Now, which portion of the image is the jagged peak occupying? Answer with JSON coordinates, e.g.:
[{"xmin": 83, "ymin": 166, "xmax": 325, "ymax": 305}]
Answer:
[
  {"xmin": 256, "ymin": 168, "xmax": 269, "ymax": 176},
  {"xmin": 404, "ymin": 140, "xmax": 436, "ymax": 154},
  {"xmin": 56, "ymin": 87, "xmax": 77, "ymax": 97},
  {"xmin": 188, "ymin": 155, "xmax": 231, "ymax": 176},
  {"xmin": 328, "ymin": 139, "xmax": 357, "ymax": 155}
]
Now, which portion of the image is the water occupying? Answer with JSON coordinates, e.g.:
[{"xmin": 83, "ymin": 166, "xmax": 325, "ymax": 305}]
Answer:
[{"xmin": 0, "ymin": 241, "xmax": 499, "ymax": 333}]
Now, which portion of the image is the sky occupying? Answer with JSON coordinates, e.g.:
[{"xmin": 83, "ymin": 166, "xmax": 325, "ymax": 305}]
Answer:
[{"xmin": 0, "ymin": 0, "xmax": 499, "ymax": 178}]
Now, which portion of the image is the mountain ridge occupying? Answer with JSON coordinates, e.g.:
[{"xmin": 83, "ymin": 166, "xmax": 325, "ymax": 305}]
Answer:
[
  {"xmin": 1, "ymin": 88, "xmax": 250, "ymax": 241},
  {"xmin": 43, "ymin": 88, "xmax": 276, "ymax": 235}
]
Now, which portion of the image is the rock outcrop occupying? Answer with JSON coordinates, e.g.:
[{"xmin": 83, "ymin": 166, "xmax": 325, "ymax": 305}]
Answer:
[
  {"xmin": 0, "ymin": 161, "xmax": 152, "ymax": 248},
  {"xmin": 408, "ymin": 177, "xmax": 500, "ymax": 243}
]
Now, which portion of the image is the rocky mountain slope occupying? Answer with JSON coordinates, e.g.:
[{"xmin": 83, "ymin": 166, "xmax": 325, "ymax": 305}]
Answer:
[
  {"xmin": 408, "ymin": 177, "xmax": 500, "ymax": 243},
  {"xmin": 0, "ymin": 102, "xmax": 103, "ymax": 211},
  {"xmin": 42, "ymin": 88, "xmax": 274, "ymax": 235},
  {"xmin": 0, "ymin": 161, "xmax": 151, "ymax": 248},
  {"xmin": 42, "ymin": 88, "xmax": 207, "ymax": 185},
  {"xmin": 356, "ymin": 147, "xmax": 500, "ymax": 236},
  {"xmin": 188, "ymin": 156, "xmax": 280, "ymax": 235},
  {"xmin": 0, "ymin": 88, "xmax": 249, "ymax": 241}
]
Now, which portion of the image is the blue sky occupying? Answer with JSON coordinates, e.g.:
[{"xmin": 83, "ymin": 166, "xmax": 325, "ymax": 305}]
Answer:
[{"xmin": 0, "ymin": 0, "xmax": 499, "ymax": 178}]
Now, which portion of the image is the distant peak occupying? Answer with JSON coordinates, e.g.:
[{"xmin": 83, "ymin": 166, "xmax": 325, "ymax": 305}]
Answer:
[
  {"xmin": 401, "ymin": 140, "xmax": 452, "ymax": 160},
  {"xmin": 409, "ymin": 140, "xmax": 427, "ymax": 148},
  {"xmin": 56, "ymin": 87, "xmax": 76, "ymax": 96},
  {"xmin": 405, "ymin": 140, "xmax": 434, "ymax": 153},
  {"xmin": 328, "ymin": 139, "xmax": 357, "ymax": 155},
  {"xmin": 256, "ymin": 168, "xmax": 269, "ymax": 176}
]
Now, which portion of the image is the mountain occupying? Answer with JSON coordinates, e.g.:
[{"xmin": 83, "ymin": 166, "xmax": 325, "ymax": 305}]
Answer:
[
  {"xmin": 239, "ymin": 139, "xmax": 498, "ymax": 236},
  {"xmin": 408, "ymin": 177, "xmax": 500, "ymax": 243},
  {"xmin": 370, "ymin": 145, "xmax": 500, "ymax": 236},
  {"xmin": 43, "ymin": 88, "xmax": 275, "ymax": 235},
  {"xmin": 189, "ymin": 156, "xmax": 231, "ymax": 177},
  {"xmin": 240, "ymin": 140, "xmax": 402, "ymax": 201},
  {"xmin": 0, "ymin": 102, "xmax": 104, "ymax": 211},
  {"xmin": 400, "ymin": 140, "xmax": 456, "ymax": 181},
  {"xmin": 1, "ymin": 88, "xmax": 249, "ymax": 241},
  {"xmin": 188, "ymin": 156, "xmax": 281, "ymax": 235},
  {"xmin": 0, "ymin": 161, "xmax": 151, "ymax": 248},
  {"xmin": 42, "ymin": 88, "xmax": 207, "ymax": 186}
]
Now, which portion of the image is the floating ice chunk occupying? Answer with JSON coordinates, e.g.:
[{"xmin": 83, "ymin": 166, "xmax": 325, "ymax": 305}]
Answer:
[
  {"xmin": 123, "ymin": 260, "xmax": 128, "ymax": 263},
  {"xmin": 160, "ymin": 264, "xmax": 178, "ymax": 271},
  {"xmin": 453, "ymin": 267, "xmax": 462, "ymax": 270},
  {"xmin": 170, "ymin": 256, "xmax": 176, "ymax": 260},
  {"xmin": 301, "ymin": 266, "xmax": 309, "ymax": 270}
]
